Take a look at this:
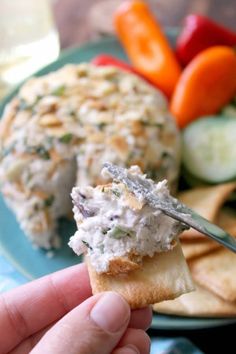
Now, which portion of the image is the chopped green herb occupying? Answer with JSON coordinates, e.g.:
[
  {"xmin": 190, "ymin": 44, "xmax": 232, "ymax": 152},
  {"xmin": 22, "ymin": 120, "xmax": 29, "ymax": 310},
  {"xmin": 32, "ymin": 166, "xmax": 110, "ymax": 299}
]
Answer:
[
  {"xmin": 51, "ymin": 85, "xmax": 65, "ymax": 96},
  {"xmin": 102, "ymin": 228, "xmax": 110, "ymax": 235},
  {"xmin": 108, "ymin": 226, "xmax": 135, "ymax": 239},
  {"xmin": 82, "ymin": 240, "xmax": 93, "ymax": 250},
  {"xmin": 26, "ymin": 145, "xmax": 50, "ymax": 160},
  {"xmin": 140, "ymin": 120, "xmax": 163, "ymax": 128},
  {"xmin": 44, "ymin": 195, "xmax": 55, "ymax": 207},
  {"xmin": 97, "ymin": 122, "xmax": 107, "ymax": 130},
  {"xmin": 112, "ymin": 189, "xmax": 121, "ymax": 198},
  {"xmin": 69, "ymin": 109, "xmax": 77, "ymax": 119},
  {"xmin": 18, "ymin": 96, "xmax": 42, "ymax": 111},
  {"xmin": 59, "ymin": 133, "xmax": 73, "ymax": 144},
  {"xmin": 34, "ymin": 146, "xmax": 50, "ymax": 160}
]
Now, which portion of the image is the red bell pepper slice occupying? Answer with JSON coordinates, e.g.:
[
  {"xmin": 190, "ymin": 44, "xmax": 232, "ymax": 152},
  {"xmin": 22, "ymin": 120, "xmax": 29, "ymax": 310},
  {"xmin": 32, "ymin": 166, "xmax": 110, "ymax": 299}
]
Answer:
[
  {"xmin": 91, "ymin": 54, "xmax": 153, "ymax": 85},
  {"xmin": 176, "ymin": 14, "xmax": 236, "ymax": 66},
  {"xmin": 91, "ymin": 54, "xmax": 137, "ymax": 74}
]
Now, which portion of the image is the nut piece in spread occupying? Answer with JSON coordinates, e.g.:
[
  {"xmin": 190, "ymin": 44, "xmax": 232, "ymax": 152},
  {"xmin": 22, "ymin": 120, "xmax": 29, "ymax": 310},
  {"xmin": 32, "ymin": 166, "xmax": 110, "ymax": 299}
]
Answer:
[{"xmin": 69, "ymin": 166, "xmax": 194, "ymax": 308}]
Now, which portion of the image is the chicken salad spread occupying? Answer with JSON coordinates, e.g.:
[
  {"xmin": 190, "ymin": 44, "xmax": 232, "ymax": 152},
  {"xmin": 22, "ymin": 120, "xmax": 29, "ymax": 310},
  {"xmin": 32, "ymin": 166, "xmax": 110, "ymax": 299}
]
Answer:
[{"xmin": 69, "ymin": 166, "xmax": 186, "ymax": 274}]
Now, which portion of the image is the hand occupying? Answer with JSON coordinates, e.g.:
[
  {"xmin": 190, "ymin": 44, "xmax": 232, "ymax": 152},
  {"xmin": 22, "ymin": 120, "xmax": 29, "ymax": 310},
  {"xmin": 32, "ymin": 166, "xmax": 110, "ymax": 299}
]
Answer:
[{"xmin": 0, "ymin": 263, "xmax": 152, "ymax": 354}]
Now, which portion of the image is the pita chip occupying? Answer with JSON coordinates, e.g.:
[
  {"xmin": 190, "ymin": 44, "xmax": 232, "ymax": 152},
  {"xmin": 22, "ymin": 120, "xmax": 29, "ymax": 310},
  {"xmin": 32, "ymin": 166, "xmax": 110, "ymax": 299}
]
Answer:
[
  {"xmin": 86, "ymin": 241, "xmax": 194, "ymax": 309},
  {"xmin": 181, "ymin": 207, "xmax": 236, "ymax": 259},
  {"xmin": 179, "ymin": 183, "xmax": 236, "ymax": 241},
  {"xmin": 154, "ymin": 284, "xmax": 236, "ymax": 317},
  {"xmin": 190, "ymin": 249, "xmax": 236, "ymax": 303},
  {"xmin": 181, "ymin": 240, "xmax": 220, "ymax": 261},
  {"xmin": 217, "ymin": 208, "xmax": 236, "ymax": 237}
]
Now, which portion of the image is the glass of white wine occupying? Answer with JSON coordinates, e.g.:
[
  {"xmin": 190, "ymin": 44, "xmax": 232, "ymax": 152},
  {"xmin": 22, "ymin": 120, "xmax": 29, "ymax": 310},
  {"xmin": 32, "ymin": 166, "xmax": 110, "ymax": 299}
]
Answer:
[{"xmin": 0, "ymin": 0, "xmax": 60, "ymax": 99}]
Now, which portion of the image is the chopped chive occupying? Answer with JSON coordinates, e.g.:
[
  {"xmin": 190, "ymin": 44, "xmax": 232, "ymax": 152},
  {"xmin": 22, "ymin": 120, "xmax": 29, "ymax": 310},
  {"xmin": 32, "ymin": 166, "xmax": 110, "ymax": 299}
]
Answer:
[
  {"xmin": 51, "ymin": 85, "xmax": 65, "ymax": 96},
  {"xmin": 82, "ymin": 240, "xmax": 93, "ymax": 250},
  {"xmin": 34, "ymin": 146, "xmax": 50, "ymax": 160},
  {"xmin": 18, "ymin": 96, "xmax": 42, "ymax": 111},
  {"xmin": 59, "ymin": 133, "xmax": 73, "ymax": 144},
  {"xmin": 112, "ymin": 189, "xmax": 121, "ymax": 198},
  {"xmin": 97, "ymin": 122, "xmax": 107, "ymax": 130},
  {"xmin": 25, "ymin": 145, "xmax": 50, "ymax": 160},
  {"xmin": 102, "ymin": 228, "xmax": 110, "ymax": 235},
  {"xmin": 44, "ymin": 195, "xmax": 55, "ymax": 207},
  {"xmin": 108, "ymin": 226, "xmax": 135, "ymax": 239},
  {"xmin": 140, "ymin": 120, "xmax": 163, "ymax": 128}
]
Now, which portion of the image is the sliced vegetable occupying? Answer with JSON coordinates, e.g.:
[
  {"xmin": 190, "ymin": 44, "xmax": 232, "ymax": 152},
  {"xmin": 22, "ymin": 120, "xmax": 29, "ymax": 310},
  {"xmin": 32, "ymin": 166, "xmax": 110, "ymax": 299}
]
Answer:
[
  {"xmin": 182, "ymin": 116, "xmax": 236, "ymax": 183},
  {"xmin": 176, "ymin": 14, "xmax": 236, "ymax": 66},
  {"xmin": 170, "ymin": 46, "xmax": 236, "ymax": 128},
  {"xmin": 91, "ymin": 54, "xmax": 140, "ymax": 76},
  {"xmin": 91, "ymin": 54, "xmax": 152, "ymax": 84},
  {"xmin": 113, "ymin": 0, "xmax": 181, "ymax": 97}
]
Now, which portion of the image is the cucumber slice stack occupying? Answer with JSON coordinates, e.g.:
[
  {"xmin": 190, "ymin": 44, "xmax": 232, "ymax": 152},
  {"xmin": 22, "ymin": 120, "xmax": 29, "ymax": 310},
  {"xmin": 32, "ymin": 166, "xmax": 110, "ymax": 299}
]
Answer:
[{"xmin": 182, "ymin": 116, "xmax": 236, "ymax": 183}]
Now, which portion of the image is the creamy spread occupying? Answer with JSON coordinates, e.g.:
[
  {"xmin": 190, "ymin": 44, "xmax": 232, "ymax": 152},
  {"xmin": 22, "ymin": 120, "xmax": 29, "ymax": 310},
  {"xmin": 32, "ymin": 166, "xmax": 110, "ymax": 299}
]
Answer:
[{"xmin": 69, "ymin": 166, "xmax": 185, "ymax": 273}]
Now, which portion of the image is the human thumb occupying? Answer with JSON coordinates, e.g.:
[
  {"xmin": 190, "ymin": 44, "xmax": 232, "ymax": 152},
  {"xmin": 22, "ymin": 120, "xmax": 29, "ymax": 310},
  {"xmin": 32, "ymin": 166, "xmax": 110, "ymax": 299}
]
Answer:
[{"xmin": 31, "ymin": 292, "xmax": 131, "ymax": 354}]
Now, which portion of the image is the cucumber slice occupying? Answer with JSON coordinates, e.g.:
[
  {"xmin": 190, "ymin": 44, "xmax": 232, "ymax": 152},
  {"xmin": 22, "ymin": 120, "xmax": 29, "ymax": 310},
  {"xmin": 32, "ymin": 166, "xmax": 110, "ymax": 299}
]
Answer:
[{"xmin": 182, "ymin": 116, "xmax": 236, "ymax": 183}]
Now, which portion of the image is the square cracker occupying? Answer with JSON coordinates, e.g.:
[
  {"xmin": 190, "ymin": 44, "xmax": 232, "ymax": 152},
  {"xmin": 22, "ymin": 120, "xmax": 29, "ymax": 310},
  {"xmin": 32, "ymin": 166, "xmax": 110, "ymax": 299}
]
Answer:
[
  {"xmin": 179, "ymin": 183, "xmax": 236, "ymax": 241},
  {"xmin": 154, "ymin": 284, "xmax": 236, "ymax": 317},
  {"xmin": 86, "ymin": 241, "xmax": 194, "ymax": 309},
  {"xmin": 190, "ymin": 249, "xmax": 236, "ymax": 303},
  {"xmin": 181, "ymin": 240, "xmax": 221, "ymax": 261}
]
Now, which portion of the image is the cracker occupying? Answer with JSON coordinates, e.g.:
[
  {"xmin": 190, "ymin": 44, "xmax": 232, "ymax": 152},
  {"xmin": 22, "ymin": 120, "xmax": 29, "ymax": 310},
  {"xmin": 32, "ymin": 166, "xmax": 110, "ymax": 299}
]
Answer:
[
  {"xmin": 179, "ymin": 183, "xmax": 236, "ymax": 240},
  {"xmin": 154, "ymin": 284, "xmax": 236, "ymax": 317},
  {"xmin": 181, "ymin": 240, "xmax": 220, "ymax": 261},
  {"xmin": 86, "ymin": 241, "xmax": 194, "ymax": 309},
  {"xmin": 107, "ymin": 254, "xmax": 141, "ymax": 275},
  {"xmin": 190, "ymin": 249, "xmax": 236, "ymax": 303},
  {"xmin": 217, "ymin": 208, "xmax": 236, "ymax": 236}
]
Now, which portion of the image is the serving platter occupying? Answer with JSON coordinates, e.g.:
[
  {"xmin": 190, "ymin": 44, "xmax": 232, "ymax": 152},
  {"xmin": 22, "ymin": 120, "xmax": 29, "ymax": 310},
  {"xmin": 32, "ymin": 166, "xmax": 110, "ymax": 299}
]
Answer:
[{"xmin": 0, "ymin": 35, "xmax": 236, "ymax": 330}]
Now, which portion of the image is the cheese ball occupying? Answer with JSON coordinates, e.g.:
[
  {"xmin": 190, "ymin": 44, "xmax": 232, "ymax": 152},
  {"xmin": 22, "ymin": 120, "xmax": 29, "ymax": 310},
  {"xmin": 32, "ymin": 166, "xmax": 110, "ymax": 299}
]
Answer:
[{"xmin": 0, "ymin": 64, "xmax": 180, "ymax": 248}]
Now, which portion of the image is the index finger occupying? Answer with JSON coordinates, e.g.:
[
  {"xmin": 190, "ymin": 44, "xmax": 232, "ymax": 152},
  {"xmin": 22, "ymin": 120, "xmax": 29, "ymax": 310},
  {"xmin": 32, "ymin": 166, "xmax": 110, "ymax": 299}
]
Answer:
[{"xmin": 0, "ymin": 263, "xmax": 91, "ymax": 353}]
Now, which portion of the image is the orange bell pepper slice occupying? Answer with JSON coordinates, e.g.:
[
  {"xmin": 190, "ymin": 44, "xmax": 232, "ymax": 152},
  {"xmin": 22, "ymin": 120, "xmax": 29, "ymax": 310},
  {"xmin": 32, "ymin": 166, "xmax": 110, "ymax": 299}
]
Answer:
[
  {"xmin": 114, "ymin": 0, "xmax": 181, "ymax": 98},
  {"xmin": 170, "ymin": 46, "xmax": 236, "ymax": 129}
]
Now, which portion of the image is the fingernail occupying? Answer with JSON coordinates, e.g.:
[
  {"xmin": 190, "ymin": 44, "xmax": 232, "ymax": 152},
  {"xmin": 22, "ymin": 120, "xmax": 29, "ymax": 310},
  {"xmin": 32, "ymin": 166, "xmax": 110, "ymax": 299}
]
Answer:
[
  {"xmin": 90, "ymin": 292, "xmax": 130, "ymax": 333},
  {"xmin": 117, "ymin": 345, "xmax": 140, "ymax": 354}
]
